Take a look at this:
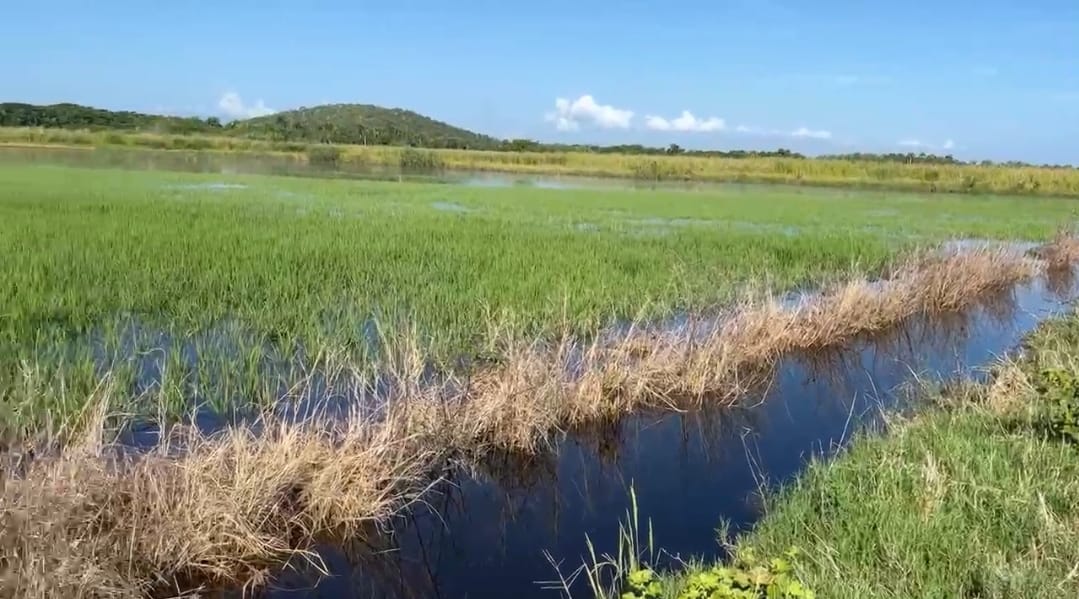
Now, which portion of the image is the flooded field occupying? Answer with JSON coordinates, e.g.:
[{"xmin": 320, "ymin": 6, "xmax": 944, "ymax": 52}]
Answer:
[
  {"xmin": 250, "ymin": 271, "xmax": 1078, "ymax": 598},
  {"xmin": 0, "ymin": 145, "xmax": 688, "ymax": 192},
  {"xmin": 7, "ymin": 145, "xmax": 1067, "ymax": 200},
  {"xmin": 4, "ymin": 155, "xmax": 1079, "ymax": 598}
]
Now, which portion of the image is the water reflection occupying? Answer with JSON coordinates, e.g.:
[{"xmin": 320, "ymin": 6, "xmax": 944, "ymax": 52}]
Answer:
[
  {"xmin": 0, "ymin": 145, "xmax": 850, "ymax": 194},
  {"xmin": 245, "ymin": 273, "xmax": 1077, "ymax": 599}
]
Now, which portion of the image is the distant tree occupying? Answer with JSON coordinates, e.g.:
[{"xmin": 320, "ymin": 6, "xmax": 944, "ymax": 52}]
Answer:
[{"xmin": 504, "ymin": 138, "xmax": 542, "ymax": 152}]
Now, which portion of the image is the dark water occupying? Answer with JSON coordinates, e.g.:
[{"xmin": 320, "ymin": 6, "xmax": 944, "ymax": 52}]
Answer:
[{"xmin": 238, "ymin": 272, "xmax": 1076, "ymax": 599}]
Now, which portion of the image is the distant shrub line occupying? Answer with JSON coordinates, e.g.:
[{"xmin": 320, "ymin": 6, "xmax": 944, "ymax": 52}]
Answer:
[{"xmin": 4, "ymin": 126, "xmax": 1079, "ymax": 196}]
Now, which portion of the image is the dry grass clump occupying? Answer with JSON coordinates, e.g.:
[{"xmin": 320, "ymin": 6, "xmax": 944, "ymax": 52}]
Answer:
[
  {"xmin": 393, "ymin": 245, "xmax": 1047, "ymax": 453},
  {"xmin": 984, "ymin": 361, "xmax": 1036, "ymax": 417},
  {"xmin": 1, "ymin": 394, "xmax": 435, "ymax": 599},
  {"xmin": 1032, "ymin": 229, "xmax": 1079, "ymax": 271}
]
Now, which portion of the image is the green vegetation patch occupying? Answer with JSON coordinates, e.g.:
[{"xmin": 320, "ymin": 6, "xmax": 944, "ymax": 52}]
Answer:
[{"xmin": 0, "ymin": 161, "xmax": 1075, "ymax": 435}]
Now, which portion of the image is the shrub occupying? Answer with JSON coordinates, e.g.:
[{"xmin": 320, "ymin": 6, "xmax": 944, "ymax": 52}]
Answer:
[
  {"xmin": 399, "ymin": 147, "xmax": 444, "ymax": 171},
  {"xmin": 307, "ymin": 144, "xmax": 342, "ymax": 167},
  {"xmin": 1037, "ymin": 368, "xmax": 1079, "ymax": 442},
  {"xmin": 103, "ymin": 132, "xmax": 128, "ymax": 146},
  {"xmin": 169, "ymin": 136, "xmax": 213, "ymax": 150}
]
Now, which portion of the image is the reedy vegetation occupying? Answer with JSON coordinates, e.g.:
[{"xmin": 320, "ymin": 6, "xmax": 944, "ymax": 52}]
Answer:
[
  {"xmin": 2, "ymin": 239, "xmax": 1071, "ymax": 598},
  {"xmin": 4, "ymin": 127, "xmax": 1079, "ymax": 195}
]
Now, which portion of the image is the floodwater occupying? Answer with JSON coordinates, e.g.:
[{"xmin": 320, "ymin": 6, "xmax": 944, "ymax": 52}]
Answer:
[
  {"xmin": 0, "ymin": 145, "xmax": 865, "ymax": 195},
  {"xmin": 241, "ymin": 270, "xmax": 1077, "ymax": 599}
]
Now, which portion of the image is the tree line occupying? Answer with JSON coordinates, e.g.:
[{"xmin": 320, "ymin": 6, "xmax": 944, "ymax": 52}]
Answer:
[{"xmin": 0, "ymin": 102, "xmax": 222, "ymax": 134}]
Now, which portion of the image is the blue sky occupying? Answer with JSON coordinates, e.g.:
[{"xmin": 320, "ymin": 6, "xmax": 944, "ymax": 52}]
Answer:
[{"xmin": 4, "ymin": 1, "xmax": 1078, "ymax": 163}]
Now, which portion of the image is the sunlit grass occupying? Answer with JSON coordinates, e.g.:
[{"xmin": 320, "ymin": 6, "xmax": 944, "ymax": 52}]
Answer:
[{"xmin": 0, "ymin": 162, "xmax": 1075, "ymax": 433}]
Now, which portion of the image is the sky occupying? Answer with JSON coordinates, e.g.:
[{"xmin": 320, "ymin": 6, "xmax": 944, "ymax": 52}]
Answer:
[{"xmin": 3, "ymin": 1, "xmax": 1078, "ymax": 164}]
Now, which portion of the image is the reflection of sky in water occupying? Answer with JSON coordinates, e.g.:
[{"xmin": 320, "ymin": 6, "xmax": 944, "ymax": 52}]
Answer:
[
  {"xmin": 165, "ymin": 182, "xmax": 248, "ymax": 191},
  {"xmin": 430, "ymin": 201, "xmax": 475, "ymax": 213}
]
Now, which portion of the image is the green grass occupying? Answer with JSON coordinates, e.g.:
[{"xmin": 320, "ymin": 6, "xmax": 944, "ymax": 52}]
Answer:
[
  {"xmin": 1, "ymin": 160, "xmax": 1077, "ymax": 436},
  {"xmin": 659, "ymin": 311, "xmax": 1079, "ymax": 598}
]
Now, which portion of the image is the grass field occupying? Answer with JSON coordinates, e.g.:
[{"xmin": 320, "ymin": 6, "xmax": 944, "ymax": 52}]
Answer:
[
  {"xmin": 4, "ymin": 126, "xmax": 1079, "ymax": 196},
  {"xmin": 1, "ymin": 161, "xmax": 1077, "ymax": 436}
]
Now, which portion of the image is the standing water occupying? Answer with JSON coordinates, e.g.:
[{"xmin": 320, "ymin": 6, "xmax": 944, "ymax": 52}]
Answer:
[{"xmin": 247, "ymin": 270, "xmax": 1077, "ymax": 599}]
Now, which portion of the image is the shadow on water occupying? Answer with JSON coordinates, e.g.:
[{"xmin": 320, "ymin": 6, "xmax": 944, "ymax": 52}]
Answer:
[{"xmin": 238, "ymin": 270, "xmax": 1078, "ymax": 599}]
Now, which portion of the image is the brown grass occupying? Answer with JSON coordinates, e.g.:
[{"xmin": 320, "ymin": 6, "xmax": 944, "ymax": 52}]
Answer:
[
  {"xmin": 393, "ymin": 245, "xmax": 1042, "ymax": 453},
  {"xmin": 1032, "ymin": 229, "xmax": 1079, "ymax": 271},
  {"xmin": 1, "ymin": 397, "xmax": 436, "ymax": 598},
  {"xmin": 1, "ymin": 239, "xmax": 1075, "ymax": 597}
]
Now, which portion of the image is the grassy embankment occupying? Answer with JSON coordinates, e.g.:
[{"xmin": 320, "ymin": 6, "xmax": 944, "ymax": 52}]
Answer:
[
  {"xmin": 629, "ymin": 285, "xmax": 1079, "ymax": 598},
  {"xmin": 2, "ymin": 161, "xmax": 1079, "ymax": 597},
  {"xmin": 3, "ymin": 126, "xmax": 1079, "ymax": 195}
]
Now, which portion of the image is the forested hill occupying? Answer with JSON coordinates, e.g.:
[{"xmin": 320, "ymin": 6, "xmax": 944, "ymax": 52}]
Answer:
[
  {"xmin": 228, "ymin": 104, "xmax": 500, "ymax": 149},
  {"xmin": 0, "ymin": 101, "xmax": 498, "ymax": 149},
  {"xmin": 0, "ymin": 102, "xmax": 221, "ymax": 134}
]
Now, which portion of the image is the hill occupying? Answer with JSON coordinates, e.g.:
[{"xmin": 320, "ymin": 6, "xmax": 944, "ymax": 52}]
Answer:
[
  {"xmin": 0, "ymin": 102, "xmax": 221, "ymax": 134},
  {"xmin": 227, "ymin": 103, "xmax": 501, "ymax": 150}
]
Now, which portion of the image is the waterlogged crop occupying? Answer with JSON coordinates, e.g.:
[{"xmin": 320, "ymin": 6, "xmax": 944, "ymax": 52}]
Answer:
[{"xmin": 0, "ymin": 161, "xmax": 1074, "ymax": 434}]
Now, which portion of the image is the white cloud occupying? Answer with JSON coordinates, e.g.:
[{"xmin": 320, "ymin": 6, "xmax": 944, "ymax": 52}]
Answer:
[
  {"xmin": 733, "ymin": 124, "xmax": 833, "ymax": 139},
  {"xmin": 791, "ymin": 127, "xmax": 832, "ymax": 140},
  {"xmin": 545, "ymin": 93, "xmax": 835, "ymax": 141},
  {"xmin": 644, "ymin": 110, "xmax": 725, "ymax": 133},
  {"xmin": 546, "ymin": 95, "xmax": 634, "ymax": 130},
  {"xmin": 898, "ymin": 138, "xmax": 958, "ymax": 152},
  {"xmin": 218, "ymin": 91, "xmax": 276, "ymax": 119}
]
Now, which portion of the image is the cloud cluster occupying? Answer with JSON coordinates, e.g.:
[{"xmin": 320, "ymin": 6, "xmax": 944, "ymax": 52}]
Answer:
[
  {"xmin": 547, "ymin": 94, "xmax": 836, "ymax": 141},
  {"xmin": 218, "ymin": 92, "xmax": 276, "ymax": 119},
  {"xmin": 734, "ymin": 124, "xmax": 833, "ymax": 139},
  {"xmin": 644, "ymin": 110, "xmax": 725, "ymax": 132},
  {"xmin": 898, "ymin": 138, "xmax": 956, "ymax": 151},
  {"xmin": 546, "ymin": 95, "xmax": 634, "ymax": 131},
  {"xmin": 791, "ymin": 127, "xmax": 833, "ymax": 140}
]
